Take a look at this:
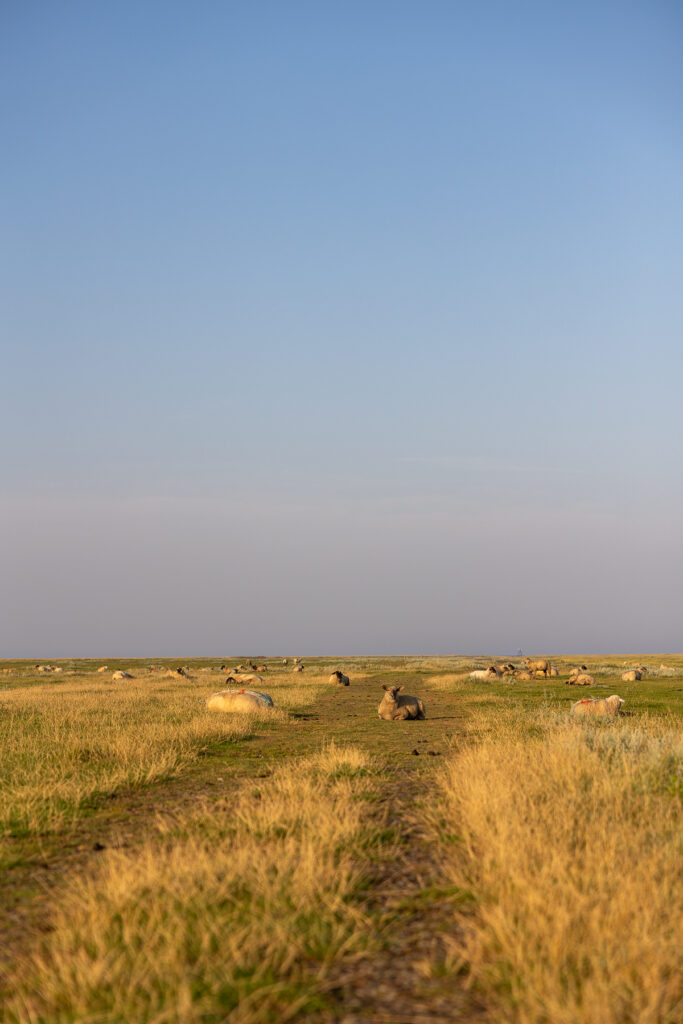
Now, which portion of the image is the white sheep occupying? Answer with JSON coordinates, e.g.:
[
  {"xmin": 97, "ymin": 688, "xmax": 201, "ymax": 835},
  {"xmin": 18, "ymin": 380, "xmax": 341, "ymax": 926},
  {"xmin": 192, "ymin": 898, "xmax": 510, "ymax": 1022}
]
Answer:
[
  {"xmin": 621, "ymin": 670, "xmax": 641, "ymax": 682},
  {"xmin": 225, "ymin": 672, "xmax": 264, "ymax": 686},
  {"xmin": 567, "ymin": 673, "xmax": 594, "ymax": 686},
  {"xmin": 112, "ymin": 671, "xmax": 133, "ymax": 680},
  {"xmin": 571, "ymin": 695, "xmax": 625, "ymax": 717},
  {"xmin": 207, "ymin": 689, "xmax": 274, "ymax": 713},
  {"xmin": 378, "ymin": 685, "xmax": 426, "ymax": 721}
]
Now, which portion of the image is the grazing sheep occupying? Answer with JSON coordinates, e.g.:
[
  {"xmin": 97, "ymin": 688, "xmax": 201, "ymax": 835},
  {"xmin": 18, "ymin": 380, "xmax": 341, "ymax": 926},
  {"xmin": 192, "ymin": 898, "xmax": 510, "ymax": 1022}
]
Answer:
[
  {"xmin": 621, "ymin": 670, "xmax": 641, "ymax": 682},
  {"xmin": 329, "ymin": 670, "xmax": 350, "ymax": 686},
  {"xmin": 293, "ymin": 664, "xmax": 304, "ymax": 673},
  {"xmin": 525, "ymin": 658, "xmax": 551, "ymax": 676},
  {"xmin": 112, "ymin": 671, "xmax": 133, "ymax": 680},
  {"xmin": 567, "ymin": 673, "xmax": 594, "ymax": 686},
  {"xmin": 571, "ymin": 695, "xmax": 625, "ymax": 717},
  {"xmin": 378, "ymin": 684, "xmax": 426, "ymax": 721},
  {"xmin": 225, "ymin": 672, "xmax": 263, "ymax": 686},
  {"xmin": 207, "ymin": 689, "xmax": 274, "ymax": 713}
]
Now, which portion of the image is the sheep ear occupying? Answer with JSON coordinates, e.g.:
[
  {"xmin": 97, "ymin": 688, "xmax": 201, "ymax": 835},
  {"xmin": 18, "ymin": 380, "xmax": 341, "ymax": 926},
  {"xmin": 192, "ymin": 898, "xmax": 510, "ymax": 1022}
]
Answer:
[{"xmin": 382, "ymin": 685, "xmax": 389, "ymax": 691}]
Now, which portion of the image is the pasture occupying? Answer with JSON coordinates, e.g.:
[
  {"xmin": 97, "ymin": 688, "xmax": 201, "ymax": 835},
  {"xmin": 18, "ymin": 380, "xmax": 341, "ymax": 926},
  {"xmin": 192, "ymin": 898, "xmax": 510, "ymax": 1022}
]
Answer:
[{"xmin": 1, "ymin": 655, "xmax": 681, "ymax": 1023}]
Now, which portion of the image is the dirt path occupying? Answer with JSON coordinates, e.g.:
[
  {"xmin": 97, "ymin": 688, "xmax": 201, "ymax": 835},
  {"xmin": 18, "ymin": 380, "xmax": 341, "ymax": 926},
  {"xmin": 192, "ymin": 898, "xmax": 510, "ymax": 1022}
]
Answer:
[{"xmin": 1, "ymin": 670, "xmax": 482, "ymax": 1020}]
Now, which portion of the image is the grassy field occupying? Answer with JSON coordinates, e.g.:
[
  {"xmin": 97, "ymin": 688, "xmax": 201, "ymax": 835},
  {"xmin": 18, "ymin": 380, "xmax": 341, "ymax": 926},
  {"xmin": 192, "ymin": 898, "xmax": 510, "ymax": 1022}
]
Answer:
[{"xmin": 1, "ymin": 655, "xmax": 681, "ymax": 1023}]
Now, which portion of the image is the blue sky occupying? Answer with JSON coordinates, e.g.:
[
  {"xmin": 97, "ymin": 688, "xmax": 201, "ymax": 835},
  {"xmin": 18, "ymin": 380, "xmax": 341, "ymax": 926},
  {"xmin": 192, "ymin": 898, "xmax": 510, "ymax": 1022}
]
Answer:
[{"xmin": 2, "ymin": 1, "xmax": 682, "ymax": 655}]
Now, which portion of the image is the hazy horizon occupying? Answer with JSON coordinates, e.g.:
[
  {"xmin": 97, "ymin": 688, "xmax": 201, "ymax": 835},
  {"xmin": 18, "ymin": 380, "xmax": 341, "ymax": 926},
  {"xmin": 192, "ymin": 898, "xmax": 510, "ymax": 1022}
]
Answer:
[{"xmin": 3, "ymin": 2, "xmax": 682, "ymax": 657}]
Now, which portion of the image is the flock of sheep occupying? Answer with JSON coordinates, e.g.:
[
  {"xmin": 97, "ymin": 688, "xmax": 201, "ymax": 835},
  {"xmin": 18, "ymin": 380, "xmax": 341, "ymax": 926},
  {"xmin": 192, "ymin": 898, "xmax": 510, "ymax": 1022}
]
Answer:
[
  {"xmin": 26, "ymin": 657, "xmax": 639, "ymax": 720},
  {"xmin": 206, "ymin": 657, "xmax": 627, "ymax": 721}
]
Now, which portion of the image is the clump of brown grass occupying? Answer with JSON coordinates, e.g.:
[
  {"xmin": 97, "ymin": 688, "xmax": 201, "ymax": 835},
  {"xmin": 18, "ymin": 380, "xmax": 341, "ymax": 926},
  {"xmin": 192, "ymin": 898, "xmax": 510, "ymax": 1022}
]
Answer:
[
  {"xmin": 0, "ymin": 673, "xmax": 328, "ymax": 838},
  {"xmin": 432, "ymin": 709, "xmax": 683, "ymax": 1024},
  {"xmin": 3, "ymin": 746, "xmax": 374, "ymax": 1024}
]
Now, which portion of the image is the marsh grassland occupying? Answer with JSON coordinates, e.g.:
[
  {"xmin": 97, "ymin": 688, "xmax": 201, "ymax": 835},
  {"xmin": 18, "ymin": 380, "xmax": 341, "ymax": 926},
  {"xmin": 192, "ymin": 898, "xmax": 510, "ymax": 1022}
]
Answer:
[{"xmin": 1, "ymin": 656, "xmax": 681, "ymax": 1023}]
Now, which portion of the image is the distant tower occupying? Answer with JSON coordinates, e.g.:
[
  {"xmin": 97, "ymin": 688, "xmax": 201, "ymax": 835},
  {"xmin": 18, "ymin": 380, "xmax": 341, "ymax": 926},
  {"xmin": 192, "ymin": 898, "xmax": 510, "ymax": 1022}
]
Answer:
[{"xmin": 517, "ymin": 648, "xmax": 523, "ymax": 657}]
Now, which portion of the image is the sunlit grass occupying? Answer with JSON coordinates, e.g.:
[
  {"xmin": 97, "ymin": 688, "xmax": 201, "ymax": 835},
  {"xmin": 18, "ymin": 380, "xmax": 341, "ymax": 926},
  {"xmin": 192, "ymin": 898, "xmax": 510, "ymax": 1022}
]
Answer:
[{"xmin": 430, "ymin": 707, "xmax": 683, "ymax": 1024}]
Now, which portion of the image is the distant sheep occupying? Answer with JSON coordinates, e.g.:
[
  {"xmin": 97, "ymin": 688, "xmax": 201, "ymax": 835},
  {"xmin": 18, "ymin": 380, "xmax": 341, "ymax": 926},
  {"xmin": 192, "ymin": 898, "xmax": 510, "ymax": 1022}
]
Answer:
[
  {"xmin": 256, "ymin": 665, "xmax": 267, "ymax": 672},
  {"xmin": 378, "ymin": 684, "xmax": 426, "ymax": 721},
  {"xmin": 226, "ymin": 672, "xmax": 263, "ymax": 686},
  {"xmin": 525, "ymin": 658, "xmax": 551, "ymax": 676},
  {"xmin": 571, "ymin": 695, "xmax": 624, "ymax": 717},
  {"xmin": 282, "ymin": 658, "xmax": 289, "ymax": 665},
  {"xmin": 293, "ymin": 664, "xmax": 305, "ymax": 673},
  {"xmin": 207, "ymin": 689, "xmax": 274, "ymax": 713},
  {"xmin": 293, "ymin": 657, "xmax": 301, "ymax": 665},
  {"xmin": 621, "ymin": 670, "xmax": 641, "ymax": 682},
  {"xmin": 469, "ymin": 669, "xmax": 491, "ymax": 681},
  {"xmin": 112, "ymin": 671, "xmax": 133, "ymax": 680},
  {"xmin": 567, "ymin": 673, "xmax": 594, "ymax": 686},
  {"xmin": 329, "ymin": 670, "xmax": 350, "ymax": 686}
]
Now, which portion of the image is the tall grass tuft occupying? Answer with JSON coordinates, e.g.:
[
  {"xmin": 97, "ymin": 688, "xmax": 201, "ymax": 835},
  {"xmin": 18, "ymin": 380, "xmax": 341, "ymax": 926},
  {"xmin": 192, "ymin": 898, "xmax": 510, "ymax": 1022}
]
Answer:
[
  {"xmin": 433, "ymin": 710, "xmax": 683, "ymax": 1024},
  {"xmin": 2, "ymin": 746, "xmax": 373, "ymax": 1024}
]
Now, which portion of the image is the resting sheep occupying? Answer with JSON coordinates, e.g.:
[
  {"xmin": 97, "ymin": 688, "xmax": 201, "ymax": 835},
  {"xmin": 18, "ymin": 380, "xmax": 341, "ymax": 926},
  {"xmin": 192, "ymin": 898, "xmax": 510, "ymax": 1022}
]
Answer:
[
  {"xmin": 567, "ymin": 673, "xmax": 594, "ymax": 686},
  {"xmin": 112, "ymin": 671, "xmax": 133, "ymax": 680},
  {"xmin": 378, "ymin": 685, "xmax": 426, "ymax": 721},
  {"xmin": 571, "ymin": 695, "xmax": 624, "ymax": 717},
  {"xmin": 621, "ymin": 670, "xmax": 641, "ymax": 682},
  {"xmin": 329, "ymin": 670, "xmax": 350, "ymax": 686},
  {"xmin": 469, "ymin": 669, "xmax": 491, "ymax": 680},
  {"xmin": 207, "ymin": 689, "xmax": 274, "ymax": 713},
  {"xmin": 293, "ymin": 664, "xmax": 305, "ymax": 673},
  {"xmin": 226, "ymin": 672, "xmax": 263, "ymax": 686}
]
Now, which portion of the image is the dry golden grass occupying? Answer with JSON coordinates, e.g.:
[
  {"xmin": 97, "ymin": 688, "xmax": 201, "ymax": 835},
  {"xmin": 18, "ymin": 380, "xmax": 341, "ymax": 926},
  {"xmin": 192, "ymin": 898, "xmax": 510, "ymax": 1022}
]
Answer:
[
  {"xmin": 3, "ymin": 745, "xmax": 374, "ymax": 1024},
  {"xmin": 431, "ymin": 709, "xmax": 683, "ymax": 1024},
  {"xmin": 0, "ymin": 671, "xmax": 328, "ymax": 839}
]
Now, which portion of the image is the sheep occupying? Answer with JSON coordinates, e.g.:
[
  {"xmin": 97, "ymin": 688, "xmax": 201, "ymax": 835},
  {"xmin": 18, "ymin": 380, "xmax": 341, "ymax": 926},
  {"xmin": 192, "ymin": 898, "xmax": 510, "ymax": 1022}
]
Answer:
[
  {"xmin": 225, "ymin": 672, "xmax": 263, "ymax": 686},
  {"xmin": 293, "ymin": 657, "xmax": 301, "ymax": 665},
  {"xmin": 282, "ymin": 658, "xmax": 289, "ymax": 665},
  {"xmin": 329, "ymin": 670, "xmax": 350, "ymax": 686},
  {"xmin": 486, "ymin": 664, "xmax": 502, "ymax": 677},
  {"xmin": 207, "ymin": 689, "xmax": 274, "ymax": 713},
  {"xmin": 549, "ymin": 667, "xmax": 558, "ymax": 676},
  {"xmin": 567, "ymin": 673, "xmax": 594, "ymax": 686},
  {"xmin": 378, "ymin": 684, "xmax": 426, "ymax": 721},
  {"xmin": 534, "ymin": 670, "xmax": 547, "ymax": 679},
  {"xmin": 112, "ymin": 670, "xmax": 133, "ymax": 680},
  {"xmin": 571, "ymin": 695, "xmax": 625, "ymax": 717},
  {"xmin": 469, "ymin": 669, "xmax": 491, "ymax": 680},
  {"xmin": 515, "ymin": 670, "xmax": 532, "ymax": 681},
  {"xmin": 256, "ymin": 664, "xmax": 267, "ymax": 672},
  {"xmin": 293, "ymin": 664, "xmax": 305, "ymax": 673},
  {"xmin": 525, "ymin": 658, "xmax": 551, "ymax": 676},
  {"xmin": 621, "ymin": 670, "xmax": 642, "ymax": 682}
]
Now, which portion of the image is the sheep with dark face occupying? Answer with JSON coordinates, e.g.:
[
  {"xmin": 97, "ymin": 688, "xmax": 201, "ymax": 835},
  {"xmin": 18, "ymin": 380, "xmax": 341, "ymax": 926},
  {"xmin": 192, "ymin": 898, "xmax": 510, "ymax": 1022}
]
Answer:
[
  {"xmin": 378, "ymin": 685, "xmax": 426, "ymax": 721},
  {"xmin": 329, "ymin": 670, "xmax": 350, "ymax": 686}
]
